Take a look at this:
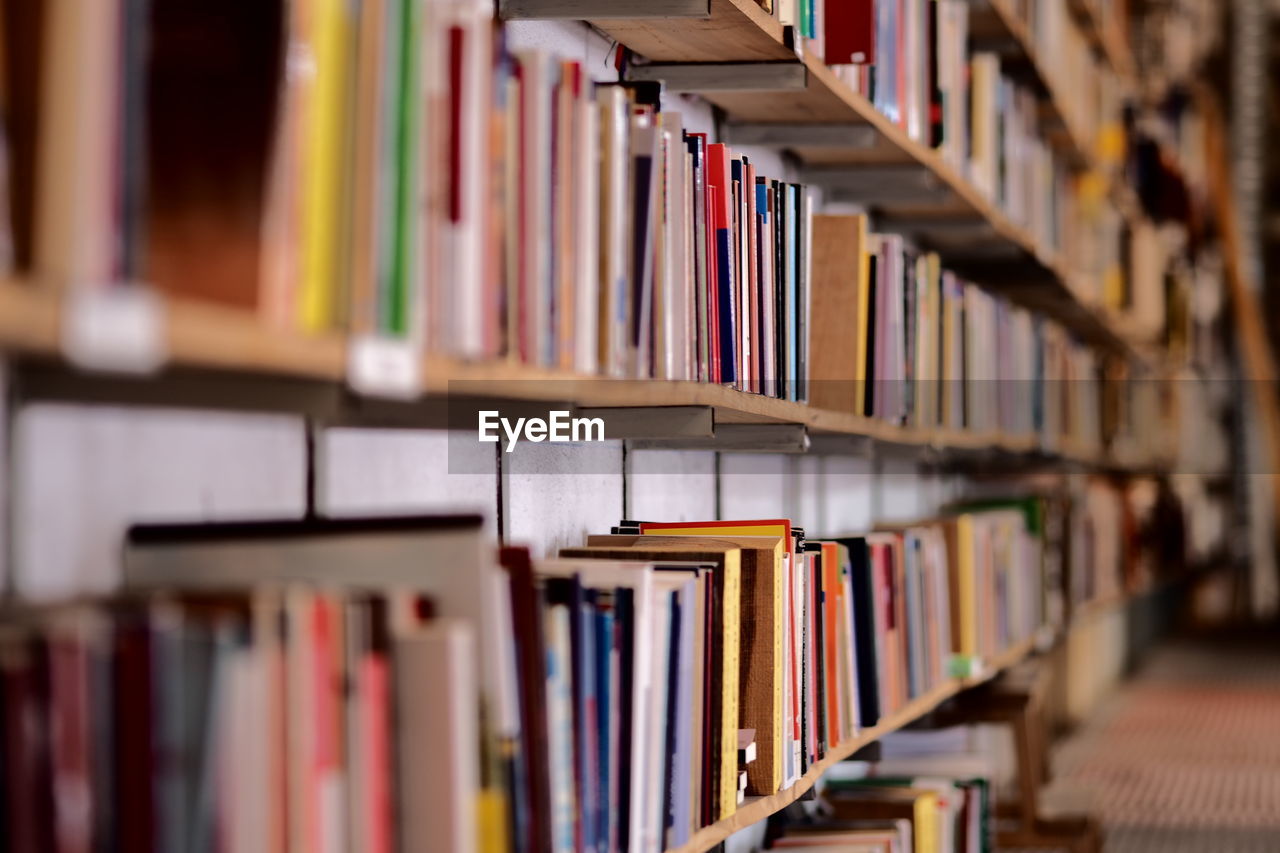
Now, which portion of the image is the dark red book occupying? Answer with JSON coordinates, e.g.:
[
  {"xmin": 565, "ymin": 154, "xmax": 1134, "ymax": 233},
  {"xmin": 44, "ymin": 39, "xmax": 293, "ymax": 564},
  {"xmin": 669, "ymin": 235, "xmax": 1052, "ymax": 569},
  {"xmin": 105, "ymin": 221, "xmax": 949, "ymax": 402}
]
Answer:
[
  {"xmin": 115, "ymin": 614, "xmax": 155, "ymax": 853},
  {"xmin": 825, "ymin": 0, "xmax": 876, "ymax": 65},
  {"xmin": 3, "ymin": 638, "xmax": 55, "ymax": 853},
  {"xmin": 689, "ymin": 133, "xmax": 722, "ymax": 384}
]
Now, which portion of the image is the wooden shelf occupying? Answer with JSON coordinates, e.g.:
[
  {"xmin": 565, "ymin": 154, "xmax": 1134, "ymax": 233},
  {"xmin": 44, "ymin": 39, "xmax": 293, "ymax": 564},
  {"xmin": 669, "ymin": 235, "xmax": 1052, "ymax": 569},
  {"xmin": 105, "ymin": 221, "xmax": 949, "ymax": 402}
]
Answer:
[
  {"xmin": 0, "ymin": 278, "xmax": 348, "ymax": 382},
  {"xmin": 0, "ymin": 278, "xmax": 1141, "ymax": 469},
  {"xmin": 589, "ymin": 0, "xmax": 794, "ymax": 63},
  {"xmin": 666, "ymin": 637, "xmax": 1039, "ymax": 853}
]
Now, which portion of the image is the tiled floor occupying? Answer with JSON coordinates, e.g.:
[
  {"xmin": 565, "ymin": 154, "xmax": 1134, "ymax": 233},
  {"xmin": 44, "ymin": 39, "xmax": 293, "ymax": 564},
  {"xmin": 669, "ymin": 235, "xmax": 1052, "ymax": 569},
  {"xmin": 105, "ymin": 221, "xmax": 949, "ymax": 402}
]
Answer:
[{"xmin": 1046, "ymin": 632, "xmax": 1280, "ymax": 852}]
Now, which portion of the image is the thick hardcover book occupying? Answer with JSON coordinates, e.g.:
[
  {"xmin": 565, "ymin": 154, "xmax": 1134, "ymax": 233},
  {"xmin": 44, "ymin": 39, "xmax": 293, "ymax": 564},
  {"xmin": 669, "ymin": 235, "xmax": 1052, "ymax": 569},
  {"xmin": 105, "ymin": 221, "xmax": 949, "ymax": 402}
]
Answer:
[{"xmin": 825, "ymin": 0, "xmax": 876, "ymax": 64}]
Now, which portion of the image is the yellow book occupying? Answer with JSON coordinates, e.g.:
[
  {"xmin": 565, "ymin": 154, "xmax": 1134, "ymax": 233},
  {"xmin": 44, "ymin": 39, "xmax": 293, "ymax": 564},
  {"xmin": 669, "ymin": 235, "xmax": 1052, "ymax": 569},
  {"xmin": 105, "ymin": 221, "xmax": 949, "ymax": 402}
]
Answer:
[
  {"xmin": 593, "ymin": 532, "xmax": 785, "ymax": 797},
  {"xmin": 559, "ymin": 542, "xmax": 742, "ymax": 821},
  {"xmin": 475, "ymin": 789, "xmax": 509, "ymax": 853},
  {"xmin": 300, "ymin": 0, "xmax": 352, "ymax": 332},
  {"xmin": 913, "ymin": 789, "xmax": 940, "ymax": 853}
]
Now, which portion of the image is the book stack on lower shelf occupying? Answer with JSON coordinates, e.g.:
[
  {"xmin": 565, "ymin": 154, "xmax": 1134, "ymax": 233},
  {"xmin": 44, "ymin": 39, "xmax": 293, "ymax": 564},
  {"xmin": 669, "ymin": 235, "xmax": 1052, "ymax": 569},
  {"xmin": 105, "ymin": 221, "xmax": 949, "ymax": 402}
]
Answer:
[{"xmin": 0, "ymin": 499, "xmax": 1067, "ymax": 853}]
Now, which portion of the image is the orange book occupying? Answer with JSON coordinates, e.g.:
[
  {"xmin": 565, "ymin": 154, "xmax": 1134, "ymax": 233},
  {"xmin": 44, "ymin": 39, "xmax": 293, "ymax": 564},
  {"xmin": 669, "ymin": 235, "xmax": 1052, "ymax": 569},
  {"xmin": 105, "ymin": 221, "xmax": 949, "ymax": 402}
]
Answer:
[{"xmin": 821, "ymin": 541, "xmax": 842, "ymax": 748}]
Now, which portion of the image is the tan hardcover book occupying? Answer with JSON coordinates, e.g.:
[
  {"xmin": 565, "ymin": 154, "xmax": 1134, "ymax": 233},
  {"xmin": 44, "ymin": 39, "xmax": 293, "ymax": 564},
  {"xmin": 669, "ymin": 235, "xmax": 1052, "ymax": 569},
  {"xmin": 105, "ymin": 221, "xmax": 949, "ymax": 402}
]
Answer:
[
  {"xmin": 588, "ymin": 533, "xmax": 785, "ymax": 797},
  {"xmin": 807, "ymin": 214, "xmax": 870, "ymax": 414},
  {"xmin": 34, "ymin": 0, "xmax": 119, "ymax": 288}
]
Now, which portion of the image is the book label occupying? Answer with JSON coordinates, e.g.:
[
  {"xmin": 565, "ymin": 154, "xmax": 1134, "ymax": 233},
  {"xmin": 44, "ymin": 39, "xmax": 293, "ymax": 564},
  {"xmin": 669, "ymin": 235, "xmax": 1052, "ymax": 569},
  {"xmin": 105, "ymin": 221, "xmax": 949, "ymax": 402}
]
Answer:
[
  {"xmin": 348, "ymin": 335, "xmax": 422, "ymax": 399},
  {"xmin": 62, "ymin": 286, "xmax": 166, "ymax": 374}
]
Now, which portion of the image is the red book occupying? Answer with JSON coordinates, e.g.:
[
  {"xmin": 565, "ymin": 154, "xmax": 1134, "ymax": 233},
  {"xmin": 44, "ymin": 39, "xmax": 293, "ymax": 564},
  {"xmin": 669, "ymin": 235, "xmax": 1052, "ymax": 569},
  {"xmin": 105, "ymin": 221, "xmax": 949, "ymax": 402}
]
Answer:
[
  {"xmin": 706, "ymin": 143, "xmax": 738, "ymax": 386},
  {"xmin": 358, "ymin": 654, "xmax": 392, "ymax": 853},
  {"xmin": 825, "ymin": 0, "xmax": 876, "ymax": 64},
  {"xmin": 49, "ymin": 630, "xmax": 93, "ymax": 853},
  {"xmin": 310, "ymin": 597, "xmax": 343, "ymax": 852}
]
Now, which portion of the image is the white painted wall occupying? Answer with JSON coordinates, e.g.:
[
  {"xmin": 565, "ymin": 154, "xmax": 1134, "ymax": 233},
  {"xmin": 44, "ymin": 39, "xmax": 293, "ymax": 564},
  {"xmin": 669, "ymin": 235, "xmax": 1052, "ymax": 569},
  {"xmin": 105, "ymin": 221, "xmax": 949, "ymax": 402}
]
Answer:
[
  {"xmin": 626, "ymin": 448, "xmax": 718, "ymax": 522},
  {"xmin": 319, "ymin": 428, "xmax": 499, "ymax": 532},
  {"xmin": 11, "ymin": 404, "xmax": 306, "ymax": 600},
  {"xmin": 503, "ymin": 439, "xmax": 625, "ymax": 557}
]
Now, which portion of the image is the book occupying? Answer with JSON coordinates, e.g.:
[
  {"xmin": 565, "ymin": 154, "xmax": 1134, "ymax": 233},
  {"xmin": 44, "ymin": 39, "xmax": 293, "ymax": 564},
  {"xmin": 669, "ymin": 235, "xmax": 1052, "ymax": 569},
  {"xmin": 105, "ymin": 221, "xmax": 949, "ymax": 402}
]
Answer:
[
  {"xmin": 591, "ymin": 532, "xmax": 786, "ymax": 797},
  {"xmin": 559, "ymin": 542, "xmax": 741, "ymax": 825},
  {"xmin": 395, "ymin": 619, "xmax": 480, "ymax": 853},
  {"xmin": 825, "ymin": 0, "xmax": 877, "ymax": 64}
]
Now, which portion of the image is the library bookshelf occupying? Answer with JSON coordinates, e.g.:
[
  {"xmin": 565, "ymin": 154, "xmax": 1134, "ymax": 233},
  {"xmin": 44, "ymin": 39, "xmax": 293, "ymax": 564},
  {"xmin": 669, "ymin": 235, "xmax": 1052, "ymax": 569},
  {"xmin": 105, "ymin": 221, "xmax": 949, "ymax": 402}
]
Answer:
[
  {"xmin": 668, "ymin": 636, "xmax": 1039, "ymax": 853},
  {"xmin": 0, "ymin": 277, "xmax": 1141, "ymax": 470},
  {"xmin": 970, "ymin": 0, "xmax": 1095, "ymax": 171},
  {"xmin": 1066, "ymin": 0, "xmax": 1138, "ymax": 80},
  {"xmin": 512, "ymin": 0, "xmax": 1138, "ymax": 353}
]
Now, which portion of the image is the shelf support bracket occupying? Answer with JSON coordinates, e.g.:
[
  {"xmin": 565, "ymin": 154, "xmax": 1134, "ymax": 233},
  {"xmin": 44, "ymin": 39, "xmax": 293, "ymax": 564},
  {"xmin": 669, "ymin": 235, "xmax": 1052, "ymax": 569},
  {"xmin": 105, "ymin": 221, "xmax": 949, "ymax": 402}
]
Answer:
[
  {"xmin": 630, "ymin": 423, "xmax": 810, "ymax": 453},
  {"xmin": 624, "ymin": 62, "xmax": 807, "ymax": 93},
  {"xmin": 498, "ymin": 0, "xmax": 710, "ymax": 19},
  {"xmin": 575, "ymin": 406, "xmax": 714, "ymax": 441},
  {"xmin": 801, "ymin": 163, "xmax": 954, "ymax": 205},
  {"xmin": 722, "ymin": 123, "xmax": 880, "ymax": 149}
]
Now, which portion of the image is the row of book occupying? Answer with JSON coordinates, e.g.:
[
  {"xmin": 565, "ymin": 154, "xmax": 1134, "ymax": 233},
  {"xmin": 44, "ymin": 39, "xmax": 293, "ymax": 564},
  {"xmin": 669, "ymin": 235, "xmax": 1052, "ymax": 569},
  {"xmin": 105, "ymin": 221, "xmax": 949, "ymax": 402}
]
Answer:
[
  {"xmin": 4, "ymin": 2, "xmax": 1146, "ymax": 444},
  {"xmin": 2, "ymin": 3, "xmax": 812, "ymax": 397},
  {"xmin": 768, "ymin": 774, "xmax": 992, "ymax": 853},
  {"xmin": 828, "ymin": 6, "xmax": 1072, "ymax": 260},
  {"xmin": 808, "ymin": 214, "xmax": 1104, "ymax": 452},
  {"xmin": 0, "ymin": 501, "xmax": 1051, "ymax": 853}
]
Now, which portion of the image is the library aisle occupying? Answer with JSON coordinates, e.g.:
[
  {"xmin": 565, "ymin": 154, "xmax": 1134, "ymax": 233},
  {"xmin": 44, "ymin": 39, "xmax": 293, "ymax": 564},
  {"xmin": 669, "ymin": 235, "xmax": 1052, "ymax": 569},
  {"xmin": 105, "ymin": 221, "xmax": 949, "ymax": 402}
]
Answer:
[{"xmin": 1045, "ymin": 631, "xmax": 1280, "ymax": 852}]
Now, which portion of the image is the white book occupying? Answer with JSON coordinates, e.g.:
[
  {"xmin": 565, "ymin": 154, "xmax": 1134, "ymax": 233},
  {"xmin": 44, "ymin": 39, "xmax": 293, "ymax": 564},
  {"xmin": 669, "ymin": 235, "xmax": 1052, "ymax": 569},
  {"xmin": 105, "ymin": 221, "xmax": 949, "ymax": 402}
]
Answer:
[
  {"xmin": 396, "ymin": 619, "xmax": 478, "ymax": 853},
  {"xmin": 440, "ymin": 0, "xmax": 493, "ymax": 358},
  {"xmin": 544, "ymin": 604, "xmax": 577, "ymax": 853},
  {"xmin": 682, "ymin": 150, "xmax": 698, "ymax": 381},
  {"xmin": 574, "ymin": 98, "xmax": 601, "ymax": 374},
  {"xmin": 598, "ymin": 86, "xmax": 631, "ymax": 378},
  {"xmin": 662, "ymin": 113, "xmax": 690, "ymax": 382},
  {"xmin": 645, "ymin": 579, "xmax": 675, "ymax": 850},
  {"xmin": 514, "ymin": 51, "xmax": 554, "ymax": 366}
]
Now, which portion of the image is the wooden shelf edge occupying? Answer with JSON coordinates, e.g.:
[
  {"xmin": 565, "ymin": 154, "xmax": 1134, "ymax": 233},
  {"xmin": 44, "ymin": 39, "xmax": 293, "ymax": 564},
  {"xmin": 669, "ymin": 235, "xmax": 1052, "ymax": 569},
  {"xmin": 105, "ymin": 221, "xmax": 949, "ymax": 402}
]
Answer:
[
  {"xmin": 666, "ymin": 637, "xmax": 1039, "ymax": 853},
  {"xmin": 0, "ymin": 279, "xmax": 1161, "ymax": 473},
  {"xmin": 1067, "ymin": 0, "xmax": 1137, "ymax": 81},
  {"xmin": 0, "ymin": 279, "xmax": 349, "ymax": 382}
]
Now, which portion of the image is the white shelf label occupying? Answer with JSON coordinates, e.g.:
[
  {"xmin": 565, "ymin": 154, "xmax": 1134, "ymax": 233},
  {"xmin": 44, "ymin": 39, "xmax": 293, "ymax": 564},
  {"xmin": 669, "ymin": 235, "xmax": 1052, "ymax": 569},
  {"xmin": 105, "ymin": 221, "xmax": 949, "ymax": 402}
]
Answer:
[
  {"xmin": 62, "ymin": 286, "xmax": 166, "ymax": 374},
  {"xmin": 348, "ymin": 334, "xmax": 422, "ymax": 399}
]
